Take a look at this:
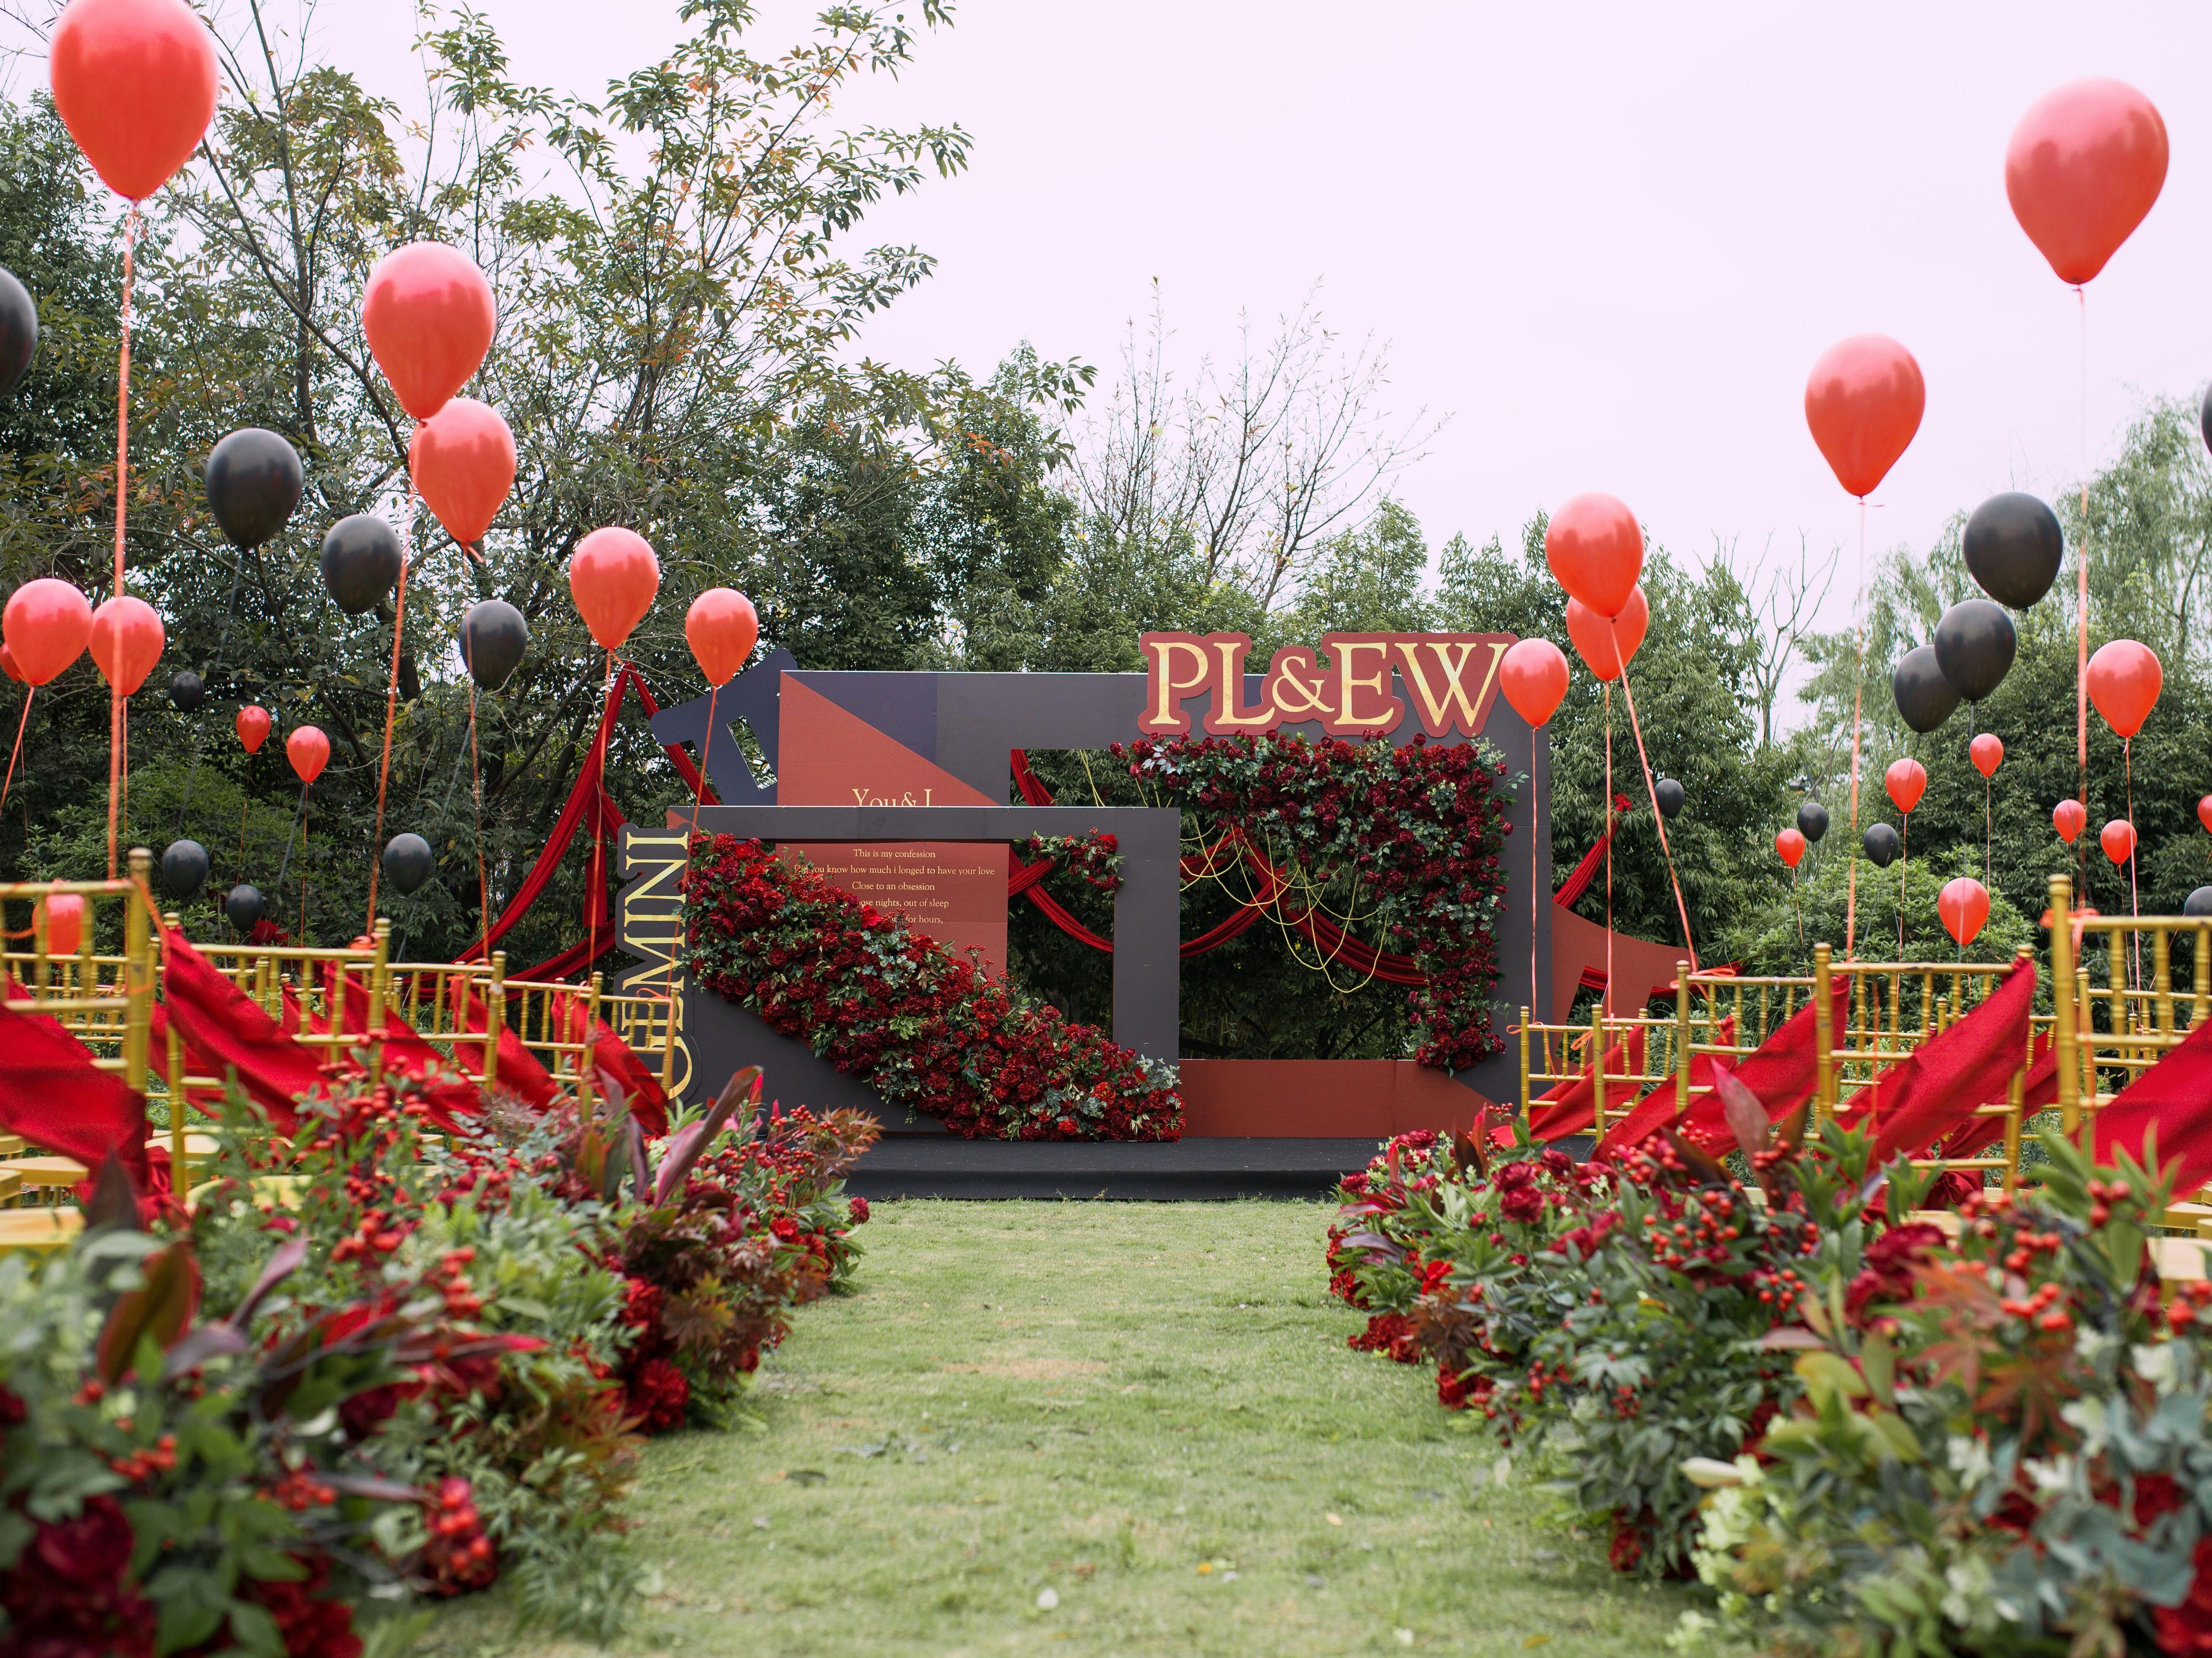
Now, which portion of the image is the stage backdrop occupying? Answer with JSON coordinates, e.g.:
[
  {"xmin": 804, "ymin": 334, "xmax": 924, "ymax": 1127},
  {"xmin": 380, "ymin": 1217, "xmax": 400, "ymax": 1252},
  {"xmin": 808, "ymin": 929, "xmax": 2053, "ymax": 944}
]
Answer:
[{"xmin": 619, "ymin": 640, "xmax": 1556, "ymax": 1136}]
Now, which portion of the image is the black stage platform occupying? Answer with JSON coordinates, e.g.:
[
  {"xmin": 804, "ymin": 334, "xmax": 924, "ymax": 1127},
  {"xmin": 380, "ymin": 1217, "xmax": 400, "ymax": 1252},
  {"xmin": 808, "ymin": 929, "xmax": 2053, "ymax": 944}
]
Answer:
[{"xmin": 848, "ymin": 1137, "xmax": 1381, "ymax": 1201}]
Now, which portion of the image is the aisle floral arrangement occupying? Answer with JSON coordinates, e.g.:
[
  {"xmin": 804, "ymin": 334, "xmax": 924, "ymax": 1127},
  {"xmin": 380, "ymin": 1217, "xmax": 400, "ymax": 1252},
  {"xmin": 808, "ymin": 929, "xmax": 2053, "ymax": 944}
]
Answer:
[
  {"xmin": 0, "ymin": 1056, "xmax": 875, "ymax": 1651},
  {"xmin": 682, "ymin": 831, "xmax": 1181, "ymax": 1140},
  {"xmin": 1118, "ymin": 732, "xmax": 1516, "ymax": 1071},
  {"xmin": 1328, "ymin": 1100, "xmax": 2212, "ymax": 1652}
]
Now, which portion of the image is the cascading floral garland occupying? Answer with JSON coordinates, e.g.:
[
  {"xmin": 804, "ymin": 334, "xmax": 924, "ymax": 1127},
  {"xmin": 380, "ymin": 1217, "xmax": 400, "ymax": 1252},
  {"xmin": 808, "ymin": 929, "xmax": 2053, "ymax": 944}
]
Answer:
[
  {"xmin": 682, "ymin": 833, "xmax": 1181, "ymax": 1141},
  {"xmin": 1116, "ymin": 733, "xmax": 1518, "ymax": 1070}
]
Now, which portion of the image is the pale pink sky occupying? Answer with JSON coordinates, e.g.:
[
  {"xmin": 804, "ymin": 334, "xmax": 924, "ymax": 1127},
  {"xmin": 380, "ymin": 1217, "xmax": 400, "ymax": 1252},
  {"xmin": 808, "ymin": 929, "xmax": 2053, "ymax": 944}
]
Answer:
[{"xmin": 303, "ymin": 2, "xmax": 2212, "ymax": 632}]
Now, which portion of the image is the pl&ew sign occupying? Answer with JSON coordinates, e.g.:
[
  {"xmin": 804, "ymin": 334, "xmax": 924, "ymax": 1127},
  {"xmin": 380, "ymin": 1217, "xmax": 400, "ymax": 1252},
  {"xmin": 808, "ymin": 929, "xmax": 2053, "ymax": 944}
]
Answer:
[{"xmin": 1138, "ymin": 631, "xmax": 1516, "ymax": 739}]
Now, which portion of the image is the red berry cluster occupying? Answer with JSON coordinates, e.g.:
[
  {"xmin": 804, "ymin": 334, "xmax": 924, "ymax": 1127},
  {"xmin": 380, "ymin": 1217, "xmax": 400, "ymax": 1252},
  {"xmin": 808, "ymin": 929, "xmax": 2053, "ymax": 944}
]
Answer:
[{"xmin": 419, "ymin": 1476, "xmax": 496, "ymax": 1595}]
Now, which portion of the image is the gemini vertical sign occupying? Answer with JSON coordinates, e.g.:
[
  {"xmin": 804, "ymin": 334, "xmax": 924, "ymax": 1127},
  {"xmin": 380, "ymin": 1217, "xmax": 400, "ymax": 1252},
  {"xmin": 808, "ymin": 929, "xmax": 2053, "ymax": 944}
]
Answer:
[{"xmin": 615, "ymin": 825, "xmax": 696, "ymax": 1100}]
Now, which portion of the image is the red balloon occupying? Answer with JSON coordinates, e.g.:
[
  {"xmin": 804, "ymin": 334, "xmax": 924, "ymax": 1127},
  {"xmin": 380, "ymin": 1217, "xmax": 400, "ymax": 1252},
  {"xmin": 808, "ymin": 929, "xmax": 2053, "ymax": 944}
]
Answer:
[
  {"xmin": 685, "ymin": 588, "xmax": 759, "ymax": 689},
  {"xmin": 2198, "ymin": 795, "xmax": 2212, "ymax": 836},
  {"xmin": 1564, "ymin": 586, "xmax": 1649, "ymax": 684},
  {"xmin": 286, "ymin": 725, "xmax": 329, "ymax": 786},
  {"xmin": 361, "ymin": 243, "xmax": 496, "ymax": 422},
  {"xmin": 0, "ymin": 645, "xmax": 19, "ymax": 685},
  {"xmin": 569, "ymin": 527, "xmax": 660, "ymax": 652},
  {"xmin": 1498, "ymin": 637, "xmax": 1570, "ymax": 727},
  {"xmin": 2100, "ymin": 818, "xmax": 2136, "ymax": 867},
  {"xmin": 1970, "ymin": 733, "xmax": 2004, "ymax": 779},
  {"xmin": 87, "ymin": 595, "xmax": 163, "ymax": 695},
  {"xmin": 2, "ymin": 578, "xmax": 93, "ymax": 687},
  {"xmin": 2006, "ymin": 80, "xmax": 2168, "ymax": 286},
  {"xmin": 1544, "ymin": 493, "xmax": 1643, "ymax": 620},
  {"xmin": 40, "ymin": 887, "xmax": 84, "ymax": 957},
  {"xmin": 235, "ymin": 705, "xmax": 271, "ymax": 754},
  {"xmin": 2053, "ymin": 798, "xmax": 2087, "ymax": 843},
  {"xmin": 1884, "ymin": 757, "xmax": 1926, "ymax": 815},
  {"xmin": 1775, "ymin": 827, "xmax": 1807, "ymax": 869},
  {"xmin": 48, "ymin": 0, "xmax": 217, "ymax": 202},
  {"xmin": 408, "ymin": 398, "xmax": 515, "ymax": 550},
  {"xmin": 1938, "ymin": 877, "xmax": 1990, "ymax": 947},
  {"xmin": 2086, "ymin": 639, "xmax": 2161, "ymax": 739},
  {"xmin": 1805, "ymin": 334, "xmax": 1925, "ymax": 499}
]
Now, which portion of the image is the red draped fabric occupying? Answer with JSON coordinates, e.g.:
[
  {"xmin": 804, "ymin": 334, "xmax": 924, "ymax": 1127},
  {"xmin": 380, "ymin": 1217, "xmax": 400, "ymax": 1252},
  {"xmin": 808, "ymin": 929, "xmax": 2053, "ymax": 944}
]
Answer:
[
  {"xmin": 1675, "ymin": 977, "xmax": 1849, "ymax": 1151},
  {"xmin": 2094, "ymin": 1015, "xmax": 2212, "ymax": 1199},
  {"xmin": 1863, "ymin": 964, "xmax": 2036, "ymax": 1164},
  {"xmin": 1592, "ymin": 1017, "xmax": 1737, "ymax": 1159},
  {"xmin": 156, "ymin": 936, "xmax": 324, "ymax": 1132},
  {"xmin": 1936, "ymin": 1034, "xmax": 2058, "ymax": 1163},
  {"xmin": 456, "ymin": 663, "xmax": 714, "ymax": 980},
  {"xmin": 1524, "ymin": 1027, "xmax": 1650, "ymax": 1142},
  {"xmin": 1551, "ymin": 794, "xmax": 1634, "ymax": 909},
  {"xmin": 0, "ymin": 988, "xmax": 150, "ymax": 1193},
  {"xmin": 441, "ymin": 977, "xmax": 558, "ymax": 1110},
  {"xmin": 1003, "ymin": 752, "xmax": 1425, "ymax": 978}
]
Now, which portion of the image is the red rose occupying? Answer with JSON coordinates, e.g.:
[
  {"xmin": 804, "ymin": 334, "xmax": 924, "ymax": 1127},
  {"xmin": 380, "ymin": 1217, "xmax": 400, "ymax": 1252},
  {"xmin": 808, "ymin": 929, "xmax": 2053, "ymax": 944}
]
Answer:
[
  {"xmin": 31, "ymin": 1495, "xmax": 135, "ymax": 1589},
  {"xmin": 624, "ymin": 1356, "xmax": 692, "ymax": 1434}
]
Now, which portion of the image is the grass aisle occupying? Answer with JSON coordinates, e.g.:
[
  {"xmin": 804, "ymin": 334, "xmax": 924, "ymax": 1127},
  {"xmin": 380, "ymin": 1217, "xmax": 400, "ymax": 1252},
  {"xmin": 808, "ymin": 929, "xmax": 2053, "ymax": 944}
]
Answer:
[{"xmin": 425, "ymin": 1200, "xmax": 1693, "ymax": 1657}]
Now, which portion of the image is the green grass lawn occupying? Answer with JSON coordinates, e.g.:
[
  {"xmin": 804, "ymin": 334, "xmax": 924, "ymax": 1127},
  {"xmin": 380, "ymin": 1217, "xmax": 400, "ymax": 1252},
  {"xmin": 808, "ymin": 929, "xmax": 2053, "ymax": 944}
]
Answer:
[{"xmin": 419, "ymin": 1200, "xmax": 1699, "ymax": 1658}]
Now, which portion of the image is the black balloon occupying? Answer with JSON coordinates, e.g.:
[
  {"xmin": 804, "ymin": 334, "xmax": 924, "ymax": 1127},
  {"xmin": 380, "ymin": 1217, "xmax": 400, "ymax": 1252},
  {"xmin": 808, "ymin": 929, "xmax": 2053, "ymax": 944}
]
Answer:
[
  {"xmin": 1654, "ymin": 777, "xmax": 1685, "ymax": 820},
  {"xmin": 205, "ymin": 429, "xmax": 303, "ymax": 552},
  {"xmin": 225, "ymin": 883, "xmax": 264, "ymax": 931},
  {"xmin": 2201, "ymin": 384, "xmax": 2212, "ymax": 457},
  {"xmin": 2187, "ymin": 886, "xmax": 2212, "ymax": 919},
  {"xmin": 1932, "ymin": 599, "xmax": 2018, "ymax": 703},
  {"xmin": 382, "ymin": 832, "xmax": 434, "ymax": 897},
  {"xmin": 161, "ymin": 839, "xmax": 209, "ymax": 900},
  {"xmin": 1863, "ymin": 822, "xmax": 1902, "ymax": 868},
  {"xmin": 320, "ymin": 514, "xmax": 403, "ymax": 616},
  {"xmin": 0, "ymin": 265, "xmax": 35, "ymax": 397},
  {"xmin": 169, "ymin": 670, "xmax": 203, "ymax": 713},
  {"xmin": 1963, "ymin": 491, "xmax": 2064, "ymax": 610},
  {"xmin": 459, "ymin": 599, "xmax": 529, "ymax": 691},
  {"xmin": 1796, "ymin": 801, "xmax": 1829, "ymax": 843},
  {"xmin": 1892, "ymin": 645, "xmax": 1961, "ymax": 732}
]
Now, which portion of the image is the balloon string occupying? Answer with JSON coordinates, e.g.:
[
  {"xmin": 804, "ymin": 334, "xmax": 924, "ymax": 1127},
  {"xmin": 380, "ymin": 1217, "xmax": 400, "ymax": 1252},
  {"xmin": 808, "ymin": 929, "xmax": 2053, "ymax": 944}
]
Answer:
[
  {"xmin": 2077, "ymin": 286, "xmax": 2090, "ymax": 902},
  {"xmin": 587, "ymin": 649, "xmax": 616, "ymax": 980},
  {"xmin": 105, "ymin": 205, "xmax": 139, "ymax": 881},
  {"xmin": 1844, "ymin": 495, "xmax": 1867, "ymax": 958},
  {"xmin": 1611, "ymin": 643, "xmax": 1700, "ymax": 974},
  {"xmin": 1530, "ymin": 719, "xmax": 1541, "ymax": 1026},
  {"xmin": 1603, "ymin": 682, "xmax": 1613, "ymax": 1017},
  {"xmin": 276, "ymin": 780, "xmax": 308, "ymax": 888},
  {"xmin": 470, "ymin": 682, "xmax": 489, "ymax": 952},
  {"xmin": 0, "ymin": 685, "xmax": 31, "ymax": 822},
  {"xmin": 665, "ymin": 681, "xmax": 719, "ymax": 1015},
  {"xmin": 365, "ymin": 478, "xmax": 417, "ymax": 932},
  {"xmin": 298, "ymin": 787, "xmax": 309, "ymax": 941},
  {"xmin": 2126, "ymin": 736, "xmax": 2141, "ymax": 995},
  {"xmin": 1899, "ymin": 812, "xmax": 1908, "ymax": 959},
  {"xmin": 1793, "ymin": 863, "xmax": 1801, "ymax": 947},
  {"xmin": 1985, "ymin": 773, "xmax": 1993, "ymax": 886}
]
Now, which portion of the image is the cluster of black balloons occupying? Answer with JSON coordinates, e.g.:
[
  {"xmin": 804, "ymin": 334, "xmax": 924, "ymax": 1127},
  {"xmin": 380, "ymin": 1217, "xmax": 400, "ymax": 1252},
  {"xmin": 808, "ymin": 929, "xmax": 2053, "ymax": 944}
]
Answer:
[{"xmin": 1890, "ymin": 492, "xmax": 2061, "ymax": 733}]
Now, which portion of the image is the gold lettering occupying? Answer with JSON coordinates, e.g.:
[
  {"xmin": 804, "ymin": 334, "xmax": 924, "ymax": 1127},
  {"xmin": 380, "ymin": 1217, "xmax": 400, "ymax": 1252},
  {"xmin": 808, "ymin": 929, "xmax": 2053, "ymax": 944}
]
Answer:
[
  {"xmin": 1394, "ymin": 639, "xmax": 1508, "ymax": 735},
  {"xmin": 1207, "ymin": 638, "xmax": 1273, "ymax": 730},
  {"xmin": 1140, "ymin": 635, "xmax": 1215, "ymax": 732},
  {"xmin": 1330, "ymin": 638, "xmax": 1398, "ymax": 730}
]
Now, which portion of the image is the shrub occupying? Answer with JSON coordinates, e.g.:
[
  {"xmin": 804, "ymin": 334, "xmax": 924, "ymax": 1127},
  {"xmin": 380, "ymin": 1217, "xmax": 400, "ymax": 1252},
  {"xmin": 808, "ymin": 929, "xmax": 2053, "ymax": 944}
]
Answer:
[{"xmin": 1682, "ymin": 1132, "xmax": 2212, "ymax": 1658}]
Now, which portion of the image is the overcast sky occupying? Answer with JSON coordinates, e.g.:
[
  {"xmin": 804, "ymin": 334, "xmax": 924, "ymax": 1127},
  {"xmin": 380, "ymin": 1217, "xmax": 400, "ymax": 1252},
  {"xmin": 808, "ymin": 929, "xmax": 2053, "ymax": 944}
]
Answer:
[{"xmin": 155, "ymin": 3, "xmax": 2212, "ymax": 632}]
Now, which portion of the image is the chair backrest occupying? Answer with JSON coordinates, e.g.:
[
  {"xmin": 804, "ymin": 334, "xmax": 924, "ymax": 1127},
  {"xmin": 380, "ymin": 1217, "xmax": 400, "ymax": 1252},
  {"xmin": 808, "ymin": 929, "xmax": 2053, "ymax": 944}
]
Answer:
[{"xmin": 2045, "ymin": 872, "xmax": 2210, "ymax": 1132}]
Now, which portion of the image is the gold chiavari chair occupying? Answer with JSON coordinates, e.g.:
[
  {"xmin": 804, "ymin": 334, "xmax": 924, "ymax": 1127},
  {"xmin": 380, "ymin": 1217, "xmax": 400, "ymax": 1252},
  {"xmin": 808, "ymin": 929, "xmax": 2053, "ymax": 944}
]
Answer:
[{"xmin": 0, "ymin": 849, "xmax": 158, "ymax": 1251}]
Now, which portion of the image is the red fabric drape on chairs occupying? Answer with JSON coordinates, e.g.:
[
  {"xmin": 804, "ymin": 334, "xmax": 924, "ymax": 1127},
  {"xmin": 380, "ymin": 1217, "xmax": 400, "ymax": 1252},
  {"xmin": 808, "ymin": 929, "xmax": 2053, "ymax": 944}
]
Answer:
[
  {"xmin": 0, "ymin": 984, "xmax": 150, "ymax": 1193},
  {"xmin": 1524, "ymin": 1027, "xmax": 1649, "ymax": 1142},
  {"xmin": 156, "ymin": 935, "xmax": 326, "ymax": 1132},
  {"xmin": 2094, "ymin": 1014, "xmax": 2212, "ymax": 1198},
  {"xmin": 1861, "ymin": 962, "xmax": 2036, "ymax": 1163},
  {"xmin": 1592, "ymin": 1016, "xmax": 1737, "ymax": 1159}
]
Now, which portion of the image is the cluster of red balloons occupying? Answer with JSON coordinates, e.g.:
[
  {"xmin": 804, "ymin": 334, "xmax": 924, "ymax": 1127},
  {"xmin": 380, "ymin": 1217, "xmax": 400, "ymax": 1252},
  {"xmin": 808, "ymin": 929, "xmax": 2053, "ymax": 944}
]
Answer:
[
  {"xmin": 228, "ymin": 703, "xmax": 324, "ymax": 784},
  {"xmin": 0, "ymin": 577, "xmax": 164, "ymax": 697}
]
